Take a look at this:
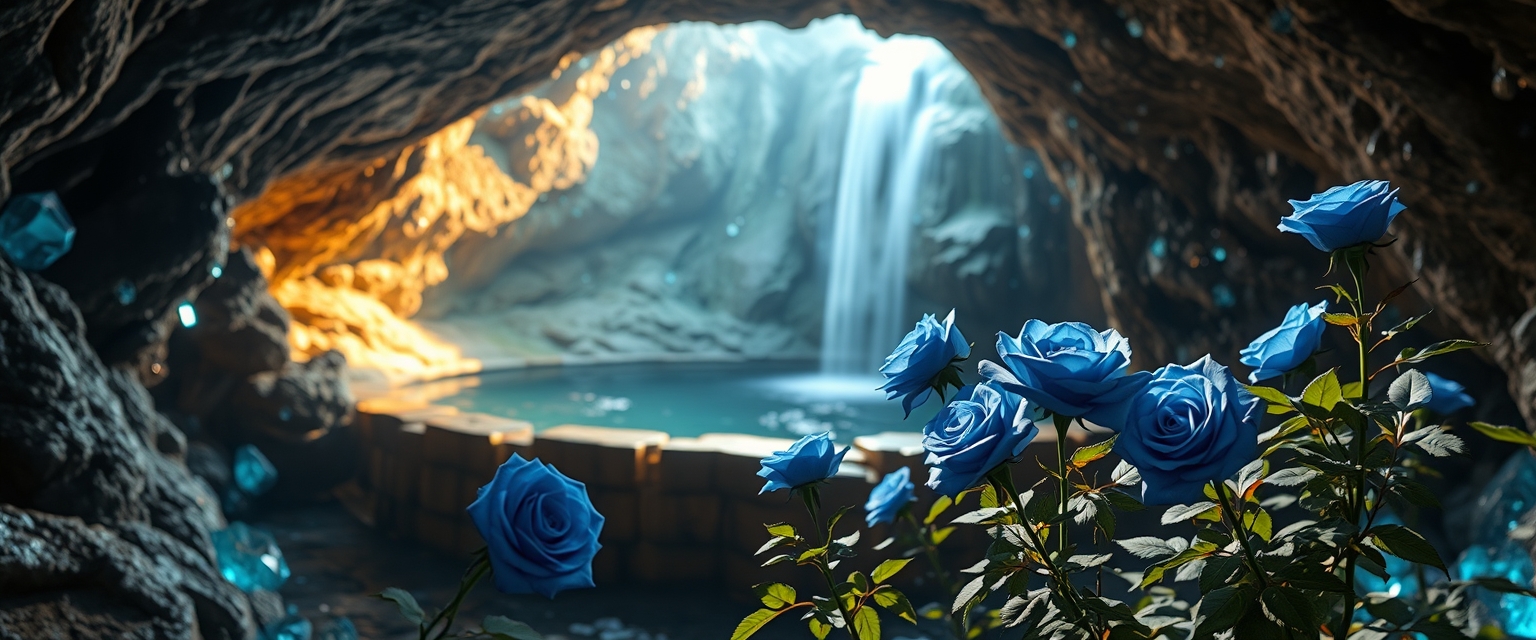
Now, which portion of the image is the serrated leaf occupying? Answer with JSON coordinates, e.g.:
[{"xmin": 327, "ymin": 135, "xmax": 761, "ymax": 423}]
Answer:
[
  {"xmin": 1193, "ymin": 586, "xmax": 1252, "ymax": 637},
  {"xmin": 1264, "ymin": 467, "xmax": 1318, "ymax": 487},
  {"xmin": 1259, "ymin": 586, "xmax": 1315, "ymax": 631},
  {"xmin": 765, "ymin": 523, "xmax": 796, "ymax": 538},
  {"xmin": 1322, "ymin": 312, "xmax": 1359, "ymax": 326},
  {"xmin": 1241, "ymin": 384, "xmax": 1293, "ymax": 411},
  {"xmin": 1161, "ymin": 502, "xmax": 1218, "ymax": 525},
  {"xmin": 754, "ymin": 583, "xmax": 797, "ymax": 609},
  {"xmin": 1470, "ymin": 422, "xmax": 1536, "ymax": 448},
  {"xmin": 871, "ymin": 586, "xmax": 918, "ymax": 623},
  {"xmin": 376, "ymin": 587, "xmax": 425, "ymax": 625},
  {"xmin": 1111, "ymin": 460, "xmax": 1141, "ymax": 486},
  {"xmin": 851, "ymin": 605, "xmax": 880, "ymax": 640},
  {"xmin": 999, "ymin": 590, "xmax": 1051, "ymax": 628},
  {"xmin": 732, "ymin": 609, "xmax": 790, "ymax": 640},
  {"xmin": 952, "ymin": 507, "xmax": 1010, "ymax": 525},
  {"xmin": 1391, "ymin": 339, "xmax": 1485, "ymax": 366},
  {"xmin": 1071, "ymin": 436, "xmax": 1118, "ymax": 467},
  {"xmin": 871, "ymin": 558, "xmax": 911, "ymax": 584},
  {"xmin": 483, "ymin": 616, "xmax": 543, "ymax": 640},
  {"xmin": 1389, "ymin": 369, "xmax": 1434, "ymax": 411},
  {"xmin": 1370, "ymin": 524, "xmax": 1446, "ymax": 571},
  {"xmin": 953, "ymin": 575, "xmax": 986, "ymax": 614},
  {"xmin": 1118, "ymin": 536, "xmax": 1181, "ymax": 559},
  {"xmin": 1412, "ymin": 427, "xmax": 1466, "ymax": 457},
  {"xmin": 807, "ymin": 616, "xmax": 832, "ymax": 640},
  {"xmin": 1301, "ymin": 370, "xmax": 1343, "ymax": 411}
]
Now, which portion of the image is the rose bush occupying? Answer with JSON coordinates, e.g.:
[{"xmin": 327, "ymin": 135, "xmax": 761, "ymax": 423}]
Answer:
[
  {"xmin": 757, "ymin": 432, "xmax": 848, "ymax": 494},
  {"xmin": 920, "ymin": 382, "xmax": 1038, "ymax": 497}
]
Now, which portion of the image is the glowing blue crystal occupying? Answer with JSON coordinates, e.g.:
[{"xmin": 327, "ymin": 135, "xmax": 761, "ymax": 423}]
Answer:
[
  {"xmin": 1062, "ymin": 30, "xmax": 1077, "ymax": 49},
  {"xmin": 0, "ymin": 192, "xmax": 75, "ymax": 271},
  {"xmin": 211, "ymin": 522, "xmax": 290, "ymax": 592},
  {"xmin": 262, "ymin": 613, "xmax": 312, "ymax": 640},
  {"xmin": 1150, "ymin": 237, "xmax": 1168, "ymax": 258},
  {"xmin": 178, "ymin": 302, "xmax": 198, "ymax": 328},
  {"xmin": 233, "ymin": 445, "xmax": 278, "ymax": 496},
  {"xmin": 115, "ymin": 279, "xmax": 137, "ymax": 305},
  {"xmin": 1212, "ymin": 246, "xmax": 1228, "ymax": 262},
  {"xmin": 315, "ymin": 616, "xmax": 358, "ymax": 640},
  {"xmin": 1126, "ymin": 18, "xmax": 1144, "ymax": 38},
  {"xmin": 1456, "ymin": 451, "xmax": 1536, "ymax": 638}
]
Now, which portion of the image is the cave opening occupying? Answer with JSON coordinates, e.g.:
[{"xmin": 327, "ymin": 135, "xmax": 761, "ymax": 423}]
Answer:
[{"xmin": 228, "ymin": 17, "xmax": 1099, "ymax": 442}]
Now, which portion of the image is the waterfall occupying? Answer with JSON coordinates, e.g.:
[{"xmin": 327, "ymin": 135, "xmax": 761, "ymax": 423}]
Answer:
[{"xmin": 820, "ymin": 38, "xmax": 949, "ymax": 374}]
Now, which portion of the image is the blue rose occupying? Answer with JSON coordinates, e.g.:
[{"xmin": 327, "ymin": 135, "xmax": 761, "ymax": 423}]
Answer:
[
  {"xmin": 1240, "ymin": 300, "xmax": 1328, "ymax": 383},
  {"xmin": 1110, "ymin": 356, "xmax": 1264, "ymax": 505},
  {"xmin": 979, "ymin": 320, "xmax": 1147, "ymax": 424},
  {"xmin": 864, "ymin": 466, "xmax": 917, "ymax": 527},
  {"xmin": 1278, "ymin": 180, "xmax": 1407, "ymax": 252},
  {"xmin": 757, "ymin": 433, "xmax": 849, "ymax": 494},
  {"xmin": 921, "ymin": 382, "xmax": 1040, "ymax": 498},
  {"xmin": 1423, "ymin": 372, "xmax": 1475, "ymax": 415},
  {"xmin": 879, "ymin": 309, "xmax": 971, "ymax": 416},
  {"xmin": 467, "ymin": 455, "xmax": 604, "ymax": 597}
]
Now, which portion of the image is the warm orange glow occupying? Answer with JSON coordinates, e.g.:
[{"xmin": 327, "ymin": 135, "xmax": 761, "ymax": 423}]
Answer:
[{"xmin": 232, "ymin": 27, "xmax": 660, "ymax": 384}]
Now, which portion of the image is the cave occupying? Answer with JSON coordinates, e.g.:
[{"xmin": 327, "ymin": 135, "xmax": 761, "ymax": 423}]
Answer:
[{"xmin": 3, "ymin": 1, "xmax": 1536, "ymax": 639}]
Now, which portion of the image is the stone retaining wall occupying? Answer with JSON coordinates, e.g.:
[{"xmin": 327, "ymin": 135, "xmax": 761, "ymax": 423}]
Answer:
[{"xmin": 351, "ymin": 399, "xmax": 1092, "ymax": 596}]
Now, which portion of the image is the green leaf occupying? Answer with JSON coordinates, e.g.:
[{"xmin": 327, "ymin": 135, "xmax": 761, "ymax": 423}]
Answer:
[
  {"xmin": 1071, "ymin": 436, "xmax": 1118, "ymax": 467},
  {"xmin": 1259, "ymin": 586, "xmax": 1316, "ymax": 632},
  {"xmin": 753, "ymin": 583, "xmax": 797, "ymax": 609},
  {"xmin": 732, "ymin": 609, "xmax": 790, "ymax": 640},
  {"xmin": 1264, "ymin": 467, "xmax": 1318, "ymax": 487},
  {"xmin": 1245, "ymin": 509, "xmax": 1274, "ymax": 543},
  {"xmin": 1111, "ymin": 460, "xmax": 1142, "ymax": 486},
  {"xmin": 761, "ymin": 554, "xmax": 794, "ymax": 567},
  {"xmin": 1242, "ymin": 384, "xmax": 1295, "ymax": 415},
  {"xmin": 1193, "ymin": 586, "xmax": 1253, "ymax": 637},
  {"xmin": 1322, "ymin": 312, "xmax": 1359, "ymax": 327},
  {"xmin": 1199, "ymin": 555, "xmax": 1244, "ymax": 594},
  {"xmin": 1389, "ymin": 369, "xmax": 1434, "ymax": 412},
  {"xmin": 1117, "ymin": 536, "xmax": 1181, "ymax": 559},
  {"xmin": 871, "ymin": 586, "xmax": 918, "ymax": 623},
  {"xmin": 756, "ymin": 536, "xmax": 793, "ymax": 556},
  {"xmin": 825, "ymin": 506, "xmax": 853, "ymax": 534},
  {"xmin": 1361, "ymin": 593, "xmax": 1415, "ymax": 625},
  {"xmin": 953, "ymin": 575, "xmax": 986, "ymax": 614},
  {"xmin": 765, "ymin": 523, "xmax": 796, "ymax": 538},
  {"xmin": 1161, "ymin": 502, "xmax": 1218, "ymax": 525},
  {"xmin": 483, "ymin": 616, "xmax": 544, "ymax": 640},
  {"xmin": 951, "ymin": 507, "xmax": 1010, "ymax": 525},
  {"xmin": 1380, "ymin": 310, "xmax": 1431, "ymax": 341},
  {"xmin": 376, "ymin": 587, "xmax": 425, "ymax": 625},
  {"xmin": 1319, "ymin": 283, "xmax": 1354, "ymax": 303},
  {"xmin": 998, "ymin": 590, "xmax": 1051, "ymax": 629},
  {"xmin": 1371, "ymin": 524, "xmax": 1446, "ymax": 571},
  {"xmin": 872, "ymin": 558, "xmax": 911, "ymax": 584},
  {"xmin": 924, "ymin": 495, "xmax": 953, "ymax": 525},
  {"xmin": 1412, "ymin": 427, "xmax": 1467, "ymax": 457},
  {"xmin": 1301, "ymin": 370, "xmax": 1343, "ymax": 411},
  {"xmin": 1392, "ymin": 339, "xmax": 1485, "ymax": 366},
  {"xmin": 851, "ymin": 605, "xmax": 880, "ymax": 640},
  {"xmin": 1470, "ymin": 422, "xmax": 1536, "ymax": 448},
  {"xmin": 807, "ymin": 615, "xmax": 832, "ymax": 640}
]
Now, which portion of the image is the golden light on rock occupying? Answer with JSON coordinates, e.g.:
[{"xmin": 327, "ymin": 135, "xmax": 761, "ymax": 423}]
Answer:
[{"xmin": 232, "ymin": 27, "xmax": 660, "ymax": 384}]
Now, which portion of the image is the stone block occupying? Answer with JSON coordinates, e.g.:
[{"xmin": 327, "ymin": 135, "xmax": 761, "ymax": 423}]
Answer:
[
  {"xmin": 589, "ymin": 489, "xmax": 639, "ymax": 543},
  {"xmin": 655, "ymin": 438, "xmax": 719, "ymax": 492},
  {"xmin": 630, "ymin": 542, "xmax": 718, "ymax": 584},
  {"xmin": 417, "ymin": 464, "xmax": 464, "ymax": 515},
  {"xmin": 638, "ymin": 489, "xmax": 721, "ymax": 544},
  {"xmin": 532, "ymin": 425, "xmax": 667, "ymax": 488},
  {"xmin": 414, "ymin": 509, "xmax": 460, "ymax": 555},
  {"xmin": 423, "ymin": 412, "xmax": 533, "ymax": 467}
]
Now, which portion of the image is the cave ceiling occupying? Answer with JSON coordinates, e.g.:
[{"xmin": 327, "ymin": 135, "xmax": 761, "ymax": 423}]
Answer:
[{"xmin": 3, "ymin": 0, "xmax": 1535, "ymax": 421}]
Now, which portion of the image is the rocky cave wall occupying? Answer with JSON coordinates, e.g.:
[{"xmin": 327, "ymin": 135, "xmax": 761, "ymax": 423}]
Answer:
[{"xmin": 2, "ymin": 1, "xmax": 1535, "ymax": 637}]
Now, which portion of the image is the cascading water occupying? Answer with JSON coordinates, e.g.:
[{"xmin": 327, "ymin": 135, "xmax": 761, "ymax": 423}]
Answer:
[{"xmin": 820, "ymin": 38, "xmax": 955, "ymax": 374}]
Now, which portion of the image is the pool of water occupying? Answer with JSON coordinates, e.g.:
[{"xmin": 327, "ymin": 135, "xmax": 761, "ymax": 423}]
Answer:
[{"xmin": 424, "ymin": 361, "xmax": 942, "ymax": 440}]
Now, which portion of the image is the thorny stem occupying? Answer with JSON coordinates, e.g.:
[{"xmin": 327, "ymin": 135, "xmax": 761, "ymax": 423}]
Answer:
[{"xmin": 1338, "ymin": 250, "xmax": 1372, "ymax": 639}]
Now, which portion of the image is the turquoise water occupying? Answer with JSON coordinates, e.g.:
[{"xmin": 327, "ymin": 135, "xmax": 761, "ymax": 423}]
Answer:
[{"xmin": 428, "ymin": 361, "xmax": 941, "ymax": 440}]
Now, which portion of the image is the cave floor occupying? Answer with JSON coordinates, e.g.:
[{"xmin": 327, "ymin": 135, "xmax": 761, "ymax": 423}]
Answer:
[{"xmin": 263, "ymin": 503, "xmax": 801, "ymax": 640}]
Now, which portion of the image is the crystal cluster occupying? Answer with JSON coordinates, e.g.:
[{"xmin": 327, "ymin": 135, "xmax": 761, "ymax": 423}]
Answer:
[
  {"xmin": 1456, "ymin": 450, "xmax": 1536, "ymax": 638},
  {"xmin": 0, "ymin": 192, "xmax": 75, "ymax": 271},
  {"xmin": 211, "ymin": 522, "xmax": 291, "ymax": 592},
  {"xmin": 234, "ymin": 445, "xmax": 279, "ymax": 496}
]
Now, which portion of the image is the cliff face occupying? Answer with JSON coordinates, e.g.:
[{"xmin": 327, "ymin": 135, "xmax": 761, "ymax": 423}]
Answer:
[{"xmin": 1, "ymin": 1, "xmax": 1534, "ymax": 636}]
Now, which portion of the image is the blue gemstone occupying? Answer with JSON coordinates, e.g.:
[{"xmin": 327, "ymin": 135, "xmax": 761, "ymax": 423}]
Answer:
[
  {"xmin": 233, "ymin": 445, "xmax": 278, "ymax": 496},
  {"xmin": 115, "ymin": 279, "xmax": 137, "ymax": 305},
  {"xmin": 0, "ymin": 192, "xmax": 75, "ymax": 271},
  {"xmin": 1456, "ymin": 451, "xmax": 1536, "ymax": 637},
  {"xmin": 211, "ymin": 522, "xmax": 291, "ymax": 592},
  {"xmin": 262, "ymin": 614, "xmax": 313, "ymax": 640},
  {"xmin": 315, "ymin": 616, "xmax": 358, "ymax": 640}
]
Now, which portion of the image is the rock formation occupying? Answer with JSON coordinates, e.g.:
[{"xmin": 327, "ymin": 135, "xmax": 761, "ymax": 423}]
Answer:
[{"xmin": 2, "ymin": 0, "xmax": 1535, "ymax": 636}]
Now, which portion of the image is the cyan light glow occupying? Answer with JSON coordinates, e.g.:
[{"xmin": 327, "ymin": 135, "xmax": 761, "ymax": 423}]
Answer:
[{"xmin": 177, "ymin": 302, "xmax": 198, "ymax": 328}]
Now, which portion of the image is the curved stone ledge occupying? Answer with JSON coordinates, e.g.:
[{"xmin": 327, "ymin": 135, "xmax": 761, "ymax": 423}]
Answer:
[{"xmin": 350, "ymin": 401, "xmax": 1109, "ymax": 595}]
